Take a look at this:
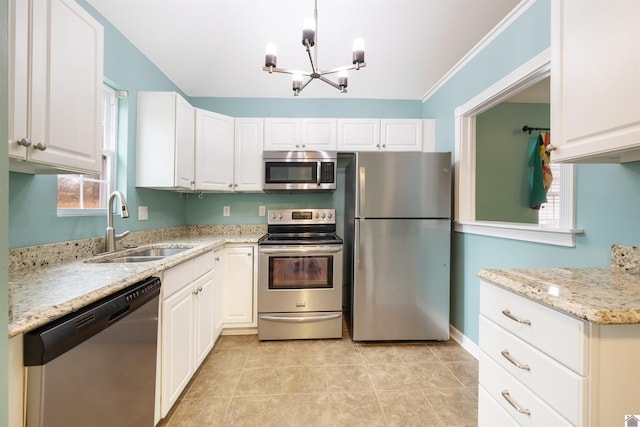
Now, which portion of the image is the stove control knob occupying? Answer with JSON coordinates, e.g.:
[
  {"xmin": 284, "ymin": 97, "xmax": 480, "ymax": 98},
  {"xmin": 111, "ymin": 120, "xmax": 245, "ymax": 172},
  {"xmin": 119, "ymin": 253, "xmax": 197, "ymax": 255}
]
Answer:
[
  {"xmin": 327, "ymin": 212, "xmax": 333, "ymax": 219},
  {"xmin": 314, "ymin": 213, "xmax": 319, "ymax": 218},
  {"xmin": 271, "ymin": 213, "xmax": 276, "ymax": 219},
  {"xmin": 321, "ymin": 213, "xmax": 326, "ymax": 219},
  {"xmin": 278, "ymin": 213, "xmax": 283, "ymax": 219}
]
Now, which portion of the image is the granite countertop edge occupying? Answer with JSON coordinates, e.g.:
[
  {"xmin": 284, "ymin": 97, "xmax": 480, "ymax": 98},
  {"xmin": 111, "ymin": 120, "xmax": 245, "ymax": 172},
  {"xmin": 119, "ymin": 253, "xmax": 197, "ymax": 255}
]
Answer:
[
  {"xmin": 8, "ymin": 233, "xmax": 263, "ymax": 338},
  {"xmin": 477, "ymin": 267, "xmax": 640, "ymax": 325}
]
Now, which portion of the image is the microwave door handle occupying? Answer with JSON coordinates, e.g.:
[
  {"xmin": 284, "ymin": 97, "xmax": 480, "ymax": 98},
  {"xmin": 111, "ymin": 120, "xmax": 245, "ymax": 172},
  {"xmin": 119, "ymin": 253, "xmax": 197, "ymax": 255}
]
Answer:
[{"xmin": 317, "ymin": 161, "xmax": 321, "ymax": 187}]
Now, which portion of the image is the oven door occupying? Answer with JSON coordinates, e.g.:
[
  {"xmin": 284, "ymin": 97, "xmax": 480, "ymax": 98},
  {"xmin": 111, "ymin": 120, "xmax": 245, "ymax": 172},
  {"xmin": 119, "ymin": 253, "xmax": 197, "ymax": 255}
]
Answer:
[{"xmin": 258, "ymin": 245, "xmax": 343, "ymax": 313}]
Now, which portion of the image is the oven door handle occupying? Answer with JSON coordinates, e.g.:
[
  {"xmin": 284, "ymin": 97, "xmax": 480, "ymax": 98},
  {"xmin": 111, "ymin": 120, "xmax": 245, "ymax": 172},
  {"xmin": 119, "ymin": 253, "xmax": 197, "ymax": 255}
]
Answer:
[
  {"xmin": 259, "ymin": 247, "xmax": 343, "ymax": 254},
  {"xmin": 259, "ymin": 313, "xmax": 342, "ymax": 323}
]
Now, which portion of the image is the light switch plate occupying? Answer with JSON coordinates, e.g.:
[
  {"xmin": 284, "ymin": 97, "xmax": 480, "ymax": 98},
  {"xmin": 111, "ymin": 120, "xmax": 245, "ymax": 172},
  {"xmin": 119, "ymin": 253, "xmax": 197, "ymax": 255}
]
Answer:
[
  {"xmin": 223, "ymin": 206, "xmax": 230, "ymax": 216},
  {"xmin": 138, "ymin": 206, "xmax": 148, "ymax": 220},
  {"xmin": 259, "ymin": 206, "xmax": 266, "ymax": 216}
]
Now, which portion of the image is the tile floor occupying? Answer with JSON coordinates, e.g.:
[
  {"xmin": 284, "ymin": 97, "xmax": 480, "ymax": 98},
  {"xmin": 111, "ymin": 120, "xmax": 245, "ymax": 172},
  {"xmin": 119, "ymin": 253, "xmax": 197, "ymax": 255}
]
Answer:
[{"xmin": 159, "ymin": 329, "xmax": 479, "ymax": 427}]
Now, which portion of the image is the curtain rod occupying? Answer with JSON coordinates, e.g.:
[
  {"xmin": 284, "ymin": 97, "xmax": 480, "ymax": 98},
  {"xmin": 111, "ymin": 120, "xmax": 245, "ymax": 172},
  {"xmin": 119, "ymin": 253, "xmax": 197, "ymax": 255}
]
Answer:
[{"xmin": 522, "ymin": 125, "xmax": 550, "ymax": 134}]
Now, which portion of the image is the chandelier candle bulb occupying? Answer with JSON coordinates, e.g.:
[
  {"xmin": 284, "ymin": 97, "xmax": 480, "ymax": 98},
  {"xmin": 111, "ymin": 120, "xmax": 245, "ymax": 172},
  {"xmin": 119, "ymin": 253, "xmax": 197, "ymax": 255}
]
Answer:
[
  {"xmin": 338, "ymin": 71, "xmax": 348, "ymax": 89},
  {"xmin": 352, "ymin": 38, "xmax": 365, "ymax": 64},
  {"xmin": 265, "ymin": 43, "xmax": 277, "ymax": 69},
  {"xmin": 302, "ymin": 16, "xmax": 315, "ymax": 46},
  {"xmin": 292, "ymin": 74, "xmax": 303, "ymax": 95}
]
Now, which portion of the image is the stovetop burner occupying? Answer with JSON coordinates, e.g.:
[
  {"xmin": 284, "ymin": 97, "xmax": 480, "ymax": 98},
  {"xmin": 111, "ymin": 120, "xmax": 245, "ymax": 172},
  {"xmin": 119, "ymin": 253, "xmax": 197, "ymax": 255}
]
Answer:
[{"xmin": 259, "ymin": 209, "xmax": 342, "ymax": 246}]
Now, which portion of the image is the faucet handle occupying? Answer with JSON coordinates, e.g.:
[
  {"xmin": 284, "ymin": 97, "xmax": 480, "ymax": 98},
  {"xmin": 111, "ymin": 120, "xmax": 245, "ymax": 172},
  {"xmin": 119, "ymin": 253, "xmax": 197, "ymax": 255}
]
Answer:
[{"xmin": 115, "ymin": 230, "xmax": 130, "ymax": 241}]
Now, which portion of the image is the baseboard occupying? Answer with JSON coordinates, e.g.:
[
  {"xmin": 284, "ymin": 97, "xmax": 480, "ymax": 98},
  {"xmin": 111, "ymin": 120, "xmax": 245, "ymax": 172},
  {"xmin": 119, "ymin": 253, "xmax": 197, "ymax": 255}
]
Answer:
[{"xmin": 449, "ymin": 324, "xmax": 480, "ymax": 360}]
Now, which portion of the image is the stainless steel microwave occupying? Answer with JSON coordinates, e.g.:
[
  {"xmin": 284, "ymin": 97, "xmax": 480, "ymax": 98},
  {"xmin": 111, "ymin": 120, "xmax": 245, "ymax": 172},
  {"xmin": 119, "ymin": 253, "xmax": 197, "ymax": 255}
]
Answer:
[{"xmin": 263, "ymin": 151, "xmax": 337, "ymax": 192}]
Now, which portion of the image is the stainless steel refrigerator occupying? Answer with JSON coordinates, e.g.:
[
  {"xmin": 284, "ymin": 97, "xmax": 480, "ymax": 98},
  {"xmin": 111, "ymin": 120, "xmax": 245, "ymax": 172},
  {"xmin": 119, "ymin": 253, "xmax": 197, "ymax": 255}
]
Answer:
[{"xmin": 343, "ymin": 152, "xmax": 451, "ymax": 341}]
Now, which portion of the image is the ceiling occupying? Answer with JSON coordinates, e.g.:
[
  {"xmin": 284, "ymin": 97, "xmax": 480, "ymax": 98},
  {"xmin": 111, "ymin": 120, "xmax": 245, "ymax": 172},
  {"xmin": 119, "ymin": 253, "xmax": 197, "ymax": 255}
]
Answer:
[{"xmin": 88, "ymin": 0, "xmax": 521, "ymax": 100}]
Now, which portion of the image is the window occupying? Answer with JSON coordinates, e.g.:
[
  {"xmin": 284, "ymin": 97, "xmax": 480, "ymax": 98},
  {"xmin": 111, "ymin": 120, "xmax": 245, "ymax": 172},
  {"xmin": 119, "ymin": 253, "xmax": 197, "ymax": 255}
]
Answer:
[
  {"xmin": 57, "ymin": 85, "xmax": 118, "ymax": 216},
  {"xmin": 454, "ymin": 49, "xmax": 582, "ymax": 247}
]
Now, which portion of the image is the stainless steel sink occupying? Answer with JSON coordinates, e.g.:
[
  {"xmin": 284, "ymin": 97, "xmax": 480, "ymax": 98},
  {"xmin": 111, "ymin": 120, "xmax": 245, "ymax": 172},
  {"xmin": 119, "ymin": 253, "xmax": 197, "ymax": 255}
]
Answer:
[
  {"xmin": 87, "ymin": 246, "xmax": 193, "ymax": 263},
  {"xmin": 98, "ymin": 256, "xmax": 167, "ymax": 263},
  {"xmin": 126, "ymin": 247, "xmax": 191, "ymax": 257}
]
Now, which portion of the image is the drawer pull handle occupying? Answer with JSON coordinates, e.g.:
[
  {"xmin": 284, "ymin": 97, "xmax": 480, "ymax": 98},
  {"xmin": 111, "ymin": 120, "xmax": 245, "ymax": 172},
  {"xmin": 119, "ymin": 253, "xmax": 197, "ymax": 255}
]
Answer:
[
  {"xmin": 501, "ymin": 350, "xmax": 531, "ymax": 371},
  {"xmin": 501, "ymin": 309, "xmax": 531, "ymax": 325},
  {"xmin": 501, "ymin": 390, "xmax": 531, "ymax": 416}
]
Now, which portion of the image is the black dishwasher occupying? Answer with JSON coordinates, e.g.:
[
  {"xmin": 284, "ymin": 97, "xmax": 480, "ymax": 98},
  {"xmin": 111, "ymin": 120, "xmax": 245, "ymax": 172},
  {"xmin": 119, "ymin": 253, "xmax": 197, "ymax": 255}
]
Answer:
[{"xmin": 24, "ymin": 276, "xmax": 161, "ymax": 427}]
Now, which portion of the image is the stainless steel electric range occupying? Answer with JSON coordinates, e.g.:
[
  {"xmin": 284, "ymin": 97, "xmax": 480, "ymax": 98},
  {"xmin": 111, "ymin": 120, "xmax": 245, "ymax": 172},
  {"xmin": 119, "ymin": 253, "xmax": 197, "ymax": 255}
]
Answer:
[{"xmin": 258, "ymin": 209, "xmax": 343, "ymax": 340}]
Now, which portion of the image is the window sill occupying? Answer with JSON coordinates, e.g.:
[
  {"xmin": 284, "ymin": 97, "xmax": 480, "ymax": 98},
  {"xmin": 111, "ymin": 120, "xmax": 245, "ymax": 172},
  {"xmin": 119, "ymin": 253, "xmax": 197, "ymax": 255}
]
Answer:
[
  {"xmin": 57, "ymin": 208, "xmax": 107, "ymax": 217},
  {"xmin": 454, "ymin": 221, "xmax": 583, "ymax": 247}
]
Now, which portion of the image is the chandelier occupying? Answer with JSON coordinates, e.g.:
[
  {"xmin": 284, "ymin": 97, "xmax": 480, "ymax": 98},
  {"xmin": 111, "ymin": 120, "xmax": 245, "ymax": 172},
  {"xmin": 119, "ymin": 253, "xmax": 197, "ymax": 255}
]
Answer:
[{"xmin": 262, "ymin": 0, "xmax": 366, "ymax": 96}]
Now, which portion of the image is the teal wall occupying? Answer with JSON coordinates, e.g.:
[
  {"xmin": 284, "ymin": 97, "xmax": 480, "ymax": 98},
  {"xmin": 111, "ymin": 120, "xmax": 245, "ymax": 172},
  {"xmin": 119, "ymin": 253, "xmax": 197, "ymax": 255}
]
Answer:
[
  {"xmin": 476, "ymin": 102, "xmax": 550, "ymax": 223},
  {"xmin": 1, "ymin": 0, "xmax": 9, "ymax": 422},
  {"xmin": 423, "ymin": 0, "xmax": 640, "ymax": 343}
]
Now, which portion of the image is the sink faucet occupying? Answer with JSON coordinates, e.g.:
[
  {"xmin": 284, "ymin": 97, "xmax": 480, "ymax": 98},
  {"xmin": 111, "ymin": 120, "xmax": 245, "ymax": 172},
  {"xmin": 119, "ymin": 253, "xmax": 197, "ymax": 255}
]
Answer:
[{"xmin": 105, "ymin": 191, "xmax": 130, "ymax": 252}]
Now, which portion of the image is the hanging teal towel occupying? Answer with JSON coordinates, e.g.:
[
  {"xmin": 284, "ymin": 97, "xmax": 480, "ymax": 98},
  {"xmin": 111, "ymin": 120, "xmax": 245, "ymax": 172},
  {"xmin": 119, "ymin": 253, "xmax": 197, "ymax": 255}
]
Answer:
[{"xmin": 529, "ymin": 135, "xmax": 547, "ymax": 209}]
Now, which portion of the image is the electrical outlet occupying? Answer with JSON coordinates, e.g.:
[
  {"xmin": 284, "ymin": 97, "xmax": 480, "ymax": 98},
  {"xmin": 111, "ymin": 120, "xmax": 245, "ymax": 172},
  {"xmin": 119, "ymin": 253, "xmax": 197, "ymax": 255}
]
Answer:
[
  {"xmin": 223, "ymin": 206, "xmax": 230, "ymax": 217},
  {"xmin": 138, "ymin": 206, "xmax": 148, "ymax": 220},
  {"xmin": 259, "ymin": 206, "xmax": 266, "ymax": 216}
]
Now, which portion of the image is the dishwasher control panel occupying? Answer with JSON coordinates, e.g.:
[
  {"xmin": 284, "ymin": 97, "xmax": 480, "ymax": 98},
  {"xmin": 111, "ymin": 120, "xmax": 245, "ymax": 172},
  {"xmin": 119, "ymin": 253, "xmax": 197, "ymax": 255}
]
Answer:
[{"xmin": 125, "ymin": 277, "xmax": 161, "ymax": 303}]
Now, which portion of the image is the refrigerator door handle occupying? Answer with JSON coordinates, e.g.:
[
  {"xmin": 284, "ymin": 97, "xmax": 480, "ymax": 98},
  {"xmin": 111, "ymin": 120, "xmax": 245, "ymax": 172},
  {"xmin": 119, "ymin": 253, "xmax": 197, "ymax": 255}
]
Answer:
[
  {"xmin": 355, "ymin": 220, "xmax": 361, "ymax": 265},
  {"xmin": 359, "ymin": 166, "xmax": 366, "ymax": 220}
]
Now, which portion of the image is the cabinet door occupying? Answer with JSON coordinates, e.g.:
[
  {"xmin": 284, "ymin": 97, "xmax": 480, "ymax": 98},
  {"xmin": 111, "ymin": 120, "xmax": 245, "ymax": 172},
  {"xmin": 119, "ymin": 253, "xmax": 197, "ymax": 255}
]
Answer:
[
  {"xmin": 193, "ymin": 270, "xmax": 216, "ymax": 368},
  {"xmin": 213, "ymin": 250, "xmax": 225, "ymax": 340},
  {"xmin": 8, "ymin": 0, "xmax": 29, "ymax": 160},
  {"xmin": 161, "ymin": 285, "xmax": 194, "ymax": 417},
  {"xmin": 223, "ymin": 246, "xmax": 255, "ymax": 326},
  {"xmin": 380, "ymin": 119, "xmax": 423, "ymax": 151},
  {"xmin": 337, "ymin": 119, "xmax": 380, "ymax": 151},
  {"xmin": 264, "ymin": 118, "xmax": 300, "ymax": 150},
  {"xmin": 234, "ymin": 118, "xmax": 264, "ymax": 191},
  {"xmin": 136, "ymin": 92, "xmax": 194, "ymax": 190},
  {"xmin": 301, "ymin": 118, "xmax": 337, "ymax": 150},
  {"xmin": 10, "ymin": 0, "xmax": 103, "ymax": 174},
  {"xmin": 195, "ymin": 109, "xmax": 234, "ymax": 191},
  {"xmin": 551, "ymin": 0, "xmax": 640, "ymax": 163},
  {"xmin": 175, "ymin": 96, "xmax": 196, "ymax": 190}
]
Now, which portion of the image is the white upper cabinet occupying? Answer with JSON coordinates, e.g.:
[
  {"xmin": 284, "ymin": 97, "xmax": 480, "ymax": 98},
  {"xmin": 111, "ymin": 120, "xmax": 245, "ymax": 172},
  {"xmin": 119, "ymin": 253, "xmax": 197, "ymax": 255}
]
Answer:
[
  {"xmin": 136, "ymin": 92, "xmax": 195, "ymax": 190},
  {"xmin": 551, "ymin": 0, "xmax": 640, "ymax": 163},
  {"xmin": 234, "ymin": 118, "xmax": 264, "ymax": 192},
  {"xmin": 337, "ymin": 119, "xmax": 426, "ymax": 152},
  {"xmin": 9, "ymin": 0, "xmax": 103, "ymax": 174},
  {"xmin": 194, "ymin": 114, "xmax": 262, "ymax": 192},
  {"xmin": 337, "ymin": 119, "xmax": 381, "ymax": 151},
  {"xmin": 380, "ymin": 119, "xmax": 423, "ymax": 151},
  {"xmin": 264, "ymin": 118, "xmax": 337, "ymax": 151},
  {"xmin": 194, "ymin": 109, "xmax": 234, "ymax": 191}
]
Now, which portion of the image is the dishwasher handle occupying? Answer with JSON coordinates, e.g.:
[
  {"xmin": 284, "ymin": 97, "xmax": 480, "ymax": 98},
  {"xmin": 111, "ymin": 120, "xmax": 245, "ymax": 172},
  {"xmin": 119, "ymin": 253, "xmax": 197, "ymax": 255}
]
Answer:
[{"xmin": 24, "ymin": 276, "xmax": 161, "ymax": 366}]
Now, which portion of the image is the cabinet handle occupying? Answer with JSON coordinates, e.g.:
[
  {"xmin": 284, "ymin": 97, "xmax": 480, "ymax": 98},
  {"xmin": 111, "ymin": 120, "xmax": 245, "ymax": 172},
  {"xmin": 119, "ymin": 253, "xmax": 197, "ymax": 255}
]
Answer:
[
  {"xmin": 17, "ymin": 138, "xmax": 31, "ymax": 147},
  {"xmin": 33, "ymin": 142, "xmax": 47, "ymax": 151},
  {"xmin": 501, "ymin": 350, "xmax": 531, "ymax": 371},
  {"xmin": 376, "ymin": 143, "xmax": 380, "ymax": 148},
  {"xmin": 192, "ymin": 286, "xmax": 203, "ymax": 295},
  {"xmin": 501, "ymin": 390, "xmax": 531, "ymax": 416},
  {"xmin": 382, "ymin": 144, "xmax": 386, "ymax": 148},
  {"xmin": 228, "ymin": 184, "xmax": 233, "ymax": 188},
  {"xmin": 501, "ymin": 309, "xmax": 531, "ymax": 325},
  {"xmin": 215, "ymin": 257, "xmax": 220, "ymax": 261}
]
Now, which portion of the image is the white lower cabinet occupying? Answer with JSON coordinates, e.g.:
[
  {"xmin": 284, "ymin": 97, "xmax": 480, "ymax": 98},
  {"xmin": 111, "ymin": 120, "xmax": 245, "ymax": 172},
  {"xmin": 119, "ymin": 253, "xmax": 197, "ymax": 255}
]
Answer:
[
  {"xmin": 478, "ymin": 279, "xmax": 640, "ymax": 426},
  {"xmin": 223, "ymin": 245, "xmax": 257, "ymax": 328},
  {"xmin": 213, "ymin": 249, "xmax": 225, "ymax": 338},
  {"xmin": 159, "ymin": 251, "xmax": 218, "ymax": 418}
]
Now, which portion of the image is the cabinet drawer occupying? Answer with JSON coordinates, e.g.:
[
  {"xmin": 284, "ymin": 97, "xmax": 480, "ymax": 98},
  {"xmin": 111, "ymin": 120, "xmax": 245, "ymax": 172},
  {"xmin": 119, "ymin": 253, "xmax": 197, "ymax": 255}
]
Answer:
[
  {"xmin": 478, "ymin": 385, "xmax": 519, "ymax": 427},
  {"xmin": 479, "ymin": 351, "xmax": 573, "ymax": 427},
  {"xmin": 194, "ymin": 251, "xmax": 215, "ymax": 279},
  {"xmin": 163, "ymin": 259, "xmax": 195, "ymax": 298},
  {"xmin": 479, "ymin": 280, "xmax": 586, "ymax": 374},
  {"xmin": 479, "ymin": 315, "xmax": 585, "ymax": 425}
]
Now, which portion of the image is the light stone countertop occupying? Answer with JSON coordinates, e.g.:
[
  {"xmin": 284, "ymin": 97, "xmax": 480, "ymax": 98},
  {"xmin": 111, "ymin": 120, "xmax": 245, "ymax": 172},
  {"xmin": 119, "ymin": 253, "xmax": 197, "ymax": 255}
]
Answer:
[
  {"xmin": 477, "ymin": 267, "xmax": 640, "ymax": 325},
  {"xmin": 9, "ymin": 232, "xmax": 265, "ymax": 337}
]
